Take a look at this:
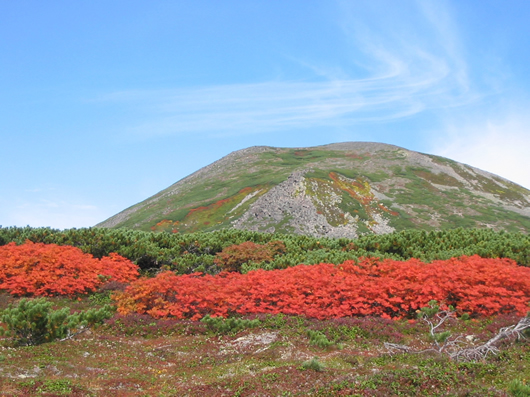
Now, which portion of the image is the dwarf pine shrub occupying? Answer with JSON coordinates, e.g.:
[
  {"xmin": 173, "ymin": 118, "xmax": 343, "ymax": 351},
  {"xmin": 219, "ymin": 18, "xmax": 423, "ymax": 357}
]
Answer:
[
  {"xmin": 300, "ymin": 357, "xmax": 325, "ymax": 372},
  {"xmin": 307, "ymin": 329, "xmax": 334, "ymax": 348},
  {"xmin": 0, "ymin": 298, "xmax": 113, "ymax": 346},
  {"xmin": 508, "ymin": 379, "xmax": 530, "ymax": 397},
  {"xmin": 200, "ymin": 315, "xmax": 260, "ymax": 335}
]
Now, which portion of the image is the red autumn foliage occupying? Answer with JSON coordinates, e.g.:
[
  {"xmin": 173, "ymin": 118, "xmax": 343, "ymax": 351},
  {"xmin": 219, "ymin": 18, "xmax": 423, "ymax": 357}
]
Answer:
[
  {"xmin": 214, "ymin": 240, "xmax": 286, "ymax": 272},
  {"xmin": 114, "ymin": 255, "xmax": 530, "ymax": 320},
  {"xmin": 0, "ymin": 241, "xmax": 139, "ymax": 296}
]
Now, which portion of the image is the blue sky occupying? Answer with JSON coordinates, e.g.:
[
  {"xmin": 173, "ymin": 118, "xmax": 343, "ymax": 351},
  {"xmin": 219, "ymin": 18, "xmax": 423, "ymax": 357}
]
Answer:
[{"xmin": 1, "ymin": 0, "xmax": 530, "ymax": 229}]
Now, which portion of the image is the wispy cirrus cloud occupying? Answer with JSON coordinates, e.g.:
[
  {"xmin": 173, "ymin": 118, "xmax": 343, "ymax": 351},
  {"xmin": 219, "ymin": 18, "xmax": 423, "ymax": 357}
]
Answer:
[{"xmin": 97, "ymin": 1, "xmax": 480, "ymax": 140}]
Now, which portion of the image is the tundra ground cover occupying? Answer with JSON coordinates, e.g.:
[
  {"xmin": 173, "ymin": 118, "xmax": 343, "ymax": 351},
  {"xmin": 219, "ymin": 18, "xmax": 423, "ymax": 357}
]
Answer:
[
  {"xmin": 0, "ymin": 292, "xmax": 528, "ymax": 396},
  {"xmin": 0, "ymin": 236, "xmax": 529, "ymax": 395}
]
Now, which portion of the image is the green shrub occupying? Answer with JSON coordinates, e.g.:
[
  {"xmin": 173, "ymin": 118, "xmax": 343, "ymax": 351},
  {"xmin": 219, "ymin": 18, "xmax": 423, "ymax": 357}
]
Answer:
[
  {"xmin": 307, "ymin": 329, "xmax": 334, "ymax": 348},
  {"xmin": 300, "ymin": 357, "xmax": 325, "ymax": 371},
  {"xmin": 37, "ymin": 379, "xmax": 73, "ymax": 395},
  {"xmin": 417, "ymin": 300, "xmax": 444, "ymax": 318},
  {"xmin": 88, "ymin": 291, "xmax": 113, "ymax": 305},
  {"xmin": 0, "ymin": 298, "xmax": 114, "ymax": 346},
  {"xmin": 508, "ymin": 379, "xmax": 530, "ymax": 397},
  {"xmin": 200, "ymin": 315, "xmax": 260, "ymax": 335}
]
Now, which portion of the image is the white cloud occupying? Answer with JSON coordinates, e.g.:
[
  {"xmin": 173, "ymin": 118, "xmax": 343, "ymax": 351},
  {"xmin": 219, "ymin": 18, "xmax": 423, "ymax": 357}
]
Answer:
[
  {"xmin": 96, "ymin": 2, "xmax": 478, "ymax": 140},
  {"xmin": 430, "ymin": 116, "xmax": 530, "ymax": 190},
  {"xmin": 416, "ymin": 0, "xmax": 470, "ymax": 93}
]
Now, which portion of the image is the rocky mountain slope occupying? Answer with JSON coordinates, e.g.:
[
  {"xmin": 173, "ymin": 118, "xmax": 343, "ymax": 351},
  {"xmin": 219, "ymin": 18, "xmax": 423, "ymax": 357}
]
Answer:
[{"xmin": 98, "ymin": 142, "xmax": 530, "ymax": 237}]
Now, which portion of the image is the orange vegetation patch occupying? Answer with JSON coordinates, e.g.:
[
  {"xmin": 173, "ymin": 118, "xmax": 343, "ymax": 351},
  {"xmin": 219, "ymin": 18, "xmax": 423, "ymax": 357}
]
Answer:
[
  {"xmin": 238, "ymin": 186, "xmax": 254, "ymax": 194},
  {"xmin": 189, "ymin": 197, "xmax": 233, "ymax": 214},
  {"xmin": 214, "ymin": 240, "xmax": 286, "ymax": 272},
  {"xmin": 294, "ymin": 150, "xmax": 310, "ymax": 157},
  {"xmin": 151, "ymin": 219, "xmax": 180, "ymax": 232},
  {"xmin": 114, "ymin": 255, "xmax": 530, "ymax": 320},
  {"xmin": 378, "ymin": 203, "xmax": 399, "ymax": 216},
  {"xmin": 0, "ymin": 241, "xmax": 139, "ymax": 296},
  {"xmin": 329, "ymin": 172, "xmax": 397, "ymax": 219},
  {"xmin": 329, "ymin": 172, "xmax": 373, "ymax": 205}
]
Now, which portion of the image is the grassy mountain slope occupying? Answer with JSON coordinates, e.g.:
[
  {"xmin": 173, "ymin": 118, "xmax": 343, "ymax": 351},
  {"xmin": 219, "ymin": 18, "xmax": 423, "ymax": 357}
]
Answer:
[{"xmin": 97, "ymin": 142, "xmax": 530, "ymax": 236}]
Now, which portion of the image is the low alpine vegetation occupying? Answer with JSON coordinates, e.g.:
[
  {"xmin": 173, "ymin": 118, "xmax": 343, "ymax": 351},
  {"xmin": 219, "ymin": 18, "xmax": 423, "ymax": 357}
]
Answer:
[
  {"xmin": 0, "ymin": 241, "xmax": 139, "ymax": 296},
  {"xmin": 0, "ymin": 298, "xmax": 113, "ymax": 346},
  {"xmin": 213, "ymin": 240, "xmax": 286, "ymax": 272},
  {"xmin": 2, "ymin": 226, "xmax": 530, "ymax": 273},
  {"xmin": 307, "ymin": 329, "xmax": 335, "ymax": 348},
  {"xmin": 114, "ymin": 255, "xmax": 530, "ymax": 320},
  {"xmin": 0, "ymin": 227, "xmax": 528, "ymax": 396},
  {"xmin": 300, "ymin": 357, "xmax": 325, "ymax": 372},
  {"xmin": 200, "ymin": 314, "xmax": 261, "ymax": 335}
]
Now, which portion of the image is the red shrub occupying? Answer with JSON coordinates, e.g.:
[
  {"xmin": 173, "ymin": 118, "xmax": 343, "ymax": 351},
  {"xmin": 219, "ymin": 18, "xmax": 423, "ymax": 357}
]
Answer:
[
  {"xmin": 114, "ymin": 255, "xmax": 530, "ymax": 320},
  {"xmin": 214, "ymin": 240, "xmax": 286, "ymax": 272},
  {"xmin": 0, "ymin": 241, "xmax": 139, "ymax": 296}
]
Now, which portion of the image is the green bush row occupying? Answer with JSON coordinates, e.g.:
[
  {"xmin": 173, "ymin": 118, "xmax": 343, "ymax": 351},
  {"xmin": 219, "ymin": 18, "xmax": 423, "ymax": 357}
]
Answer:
[{"xmin": 0, "ymin": 226, "xmax": 528, "ymax": 275}]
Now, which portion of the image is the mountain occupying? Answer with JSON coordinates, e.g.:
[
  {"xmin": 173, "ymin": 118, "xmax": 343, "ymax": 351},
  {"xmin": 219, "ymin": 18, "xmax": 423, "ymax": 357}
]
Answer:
[{"xmin": 97, "ymin": 142, "xmax": 530, "ymax": 237}]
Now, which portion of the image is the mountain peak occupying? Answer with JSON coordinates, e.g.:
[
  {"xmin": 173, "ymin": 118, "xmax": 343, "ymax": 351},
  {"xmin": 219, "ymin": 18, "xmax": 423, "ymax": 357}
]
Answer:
[{"xmin": 98, "ymin": 142, "xmax": 530, "ymax": 235}]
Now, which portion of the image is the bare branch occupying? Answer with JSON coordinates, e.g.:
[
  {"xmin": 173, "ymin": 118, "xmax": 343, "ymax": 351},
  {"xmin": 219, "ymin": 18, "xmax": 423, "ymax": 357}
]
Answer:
[
  {"xmin": 384, "ymin": 300, "xmax": 530, "ymax": 362},
  {"xmin": 451, "ymin": 316, "xmax": 530, "ymax": 361},
  {"xmin": 384, "ymin": 343, "xmax": 414, "ymax": 353},
  {"xmin": 58, "ymin": 326, "xmax": 89, "ymax": 342}
]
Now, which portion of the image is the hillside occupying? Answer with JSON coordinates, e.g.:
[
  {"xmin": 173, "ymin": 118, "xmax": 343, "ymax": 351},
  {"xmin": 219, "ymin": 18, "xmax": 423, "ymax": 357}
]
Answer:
[{"xmin": 97, "ymin": 142, "xmax": 530, "ymax": 236}]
